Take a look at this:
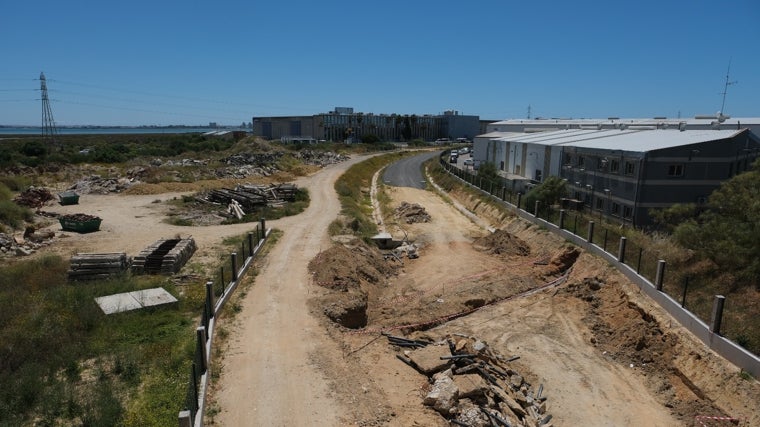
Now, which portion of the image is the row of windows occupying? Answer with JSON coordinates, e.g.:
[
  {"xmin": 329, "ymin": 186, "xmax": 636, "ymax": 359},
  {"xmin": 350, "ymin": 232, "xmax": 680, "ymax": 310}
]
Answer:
[
  {"xmin": 575, "ymin": 191, "xmax": 633, "ymax": 219},
  {"xmin": 565, "ymin": 154, "xmax": 636, "ymax": 176}
]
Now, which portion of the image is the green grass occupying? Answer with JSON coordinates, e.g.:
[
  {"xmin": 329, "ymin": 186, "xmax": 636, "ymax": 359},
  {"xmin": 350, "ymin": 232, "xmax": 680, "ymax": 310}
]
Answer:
[
  {"xmin": 0, "ymin": 254, "xmax": 200, "ymax": 426},
  {"xmin": 331, "ymin": 151, "xmax": 414, "ymax": 240}
]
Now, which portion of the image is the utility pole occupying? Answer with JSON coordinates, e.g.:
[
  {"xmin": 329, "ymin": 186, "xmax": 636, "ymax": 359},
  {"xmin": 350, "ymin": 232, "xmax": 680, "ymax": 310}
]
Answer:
[{"xmin": 40, "ymin": 72, "xmax": 59, "ymax": 150}]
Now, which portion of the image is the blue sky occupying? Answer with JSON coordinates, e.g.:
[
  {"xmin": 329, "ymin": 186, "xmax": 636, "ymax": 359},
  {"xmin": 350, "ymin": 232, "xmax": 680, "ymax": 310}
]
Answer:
[{"xmin": 2, "ymin": 0, "xmax": 759, "ymax": 126}]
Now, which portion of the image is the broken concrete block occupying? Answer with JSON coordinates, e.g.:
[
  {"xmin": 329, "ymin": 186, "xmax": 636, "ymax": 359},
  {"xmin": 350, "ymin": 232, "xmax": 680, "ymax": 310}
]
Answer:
[
  {"xmin": 453, "ymin": 373, "xmax": 488, "ymax": 399},
  {"xmin": 423, "ymin": 375, "xmax": 459, "ymax": 415},
  {"xmin": 408, "ymin": 344, "xmax": 452, "ymax": 375}
]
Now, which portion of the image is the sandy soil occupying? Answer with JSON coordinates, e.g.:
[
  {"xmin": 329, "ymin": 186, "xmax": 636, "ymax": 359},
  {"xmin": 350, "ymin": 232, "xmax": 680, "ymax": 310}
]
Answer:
[{"xmin": 26, "ymin": 156, "xmax": 760, "ymax": 426}]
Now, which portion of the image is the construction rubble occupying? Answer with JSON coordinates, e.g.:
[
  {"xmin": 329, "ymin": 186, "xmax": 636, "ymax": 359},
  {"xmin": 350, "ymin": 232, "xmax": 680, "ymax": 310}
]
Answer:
[
  {"xmin": 394, "ymin": 201, "xmax": 432, "ymax": 224},
  {"xmin": 0, "ymin": 231, "xmax": 55, "ymax": 258},
  {"xmin": 389, "ymin": 333, "xmax": 552, "ymax": 427},
  {"xmin": 67, "ymin": 175, "xmax": 134, "ymax": 194},
  {"xmin": 13, "ymin": 187, "xmax": 55, "ymax": 209}
]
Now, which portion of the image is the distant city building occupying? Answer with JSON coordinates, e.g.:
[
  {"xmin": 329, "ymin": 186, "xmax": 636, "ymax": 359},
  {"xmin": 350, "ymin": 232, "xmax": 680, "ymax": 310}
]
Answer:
[
  {"xmin": 473, "ymin": 116, "xmax": 760, "ymax": 227},
  {"xmin": 252, "ymin": 107, "xmax": 480, "ymax": 143}
]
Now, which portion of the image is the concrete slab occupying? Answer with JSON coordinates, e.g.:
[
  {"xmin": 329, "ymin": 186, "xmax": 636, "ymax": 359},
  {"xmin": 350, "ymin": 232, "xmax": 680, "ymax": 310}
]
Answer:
[
  {"xmin": 95, "ymin": 287, "xmax": 178, "ymax": 315},
  {"xmin": 128, "ymin": 287, "xmax": 178, "ymax": 308}
]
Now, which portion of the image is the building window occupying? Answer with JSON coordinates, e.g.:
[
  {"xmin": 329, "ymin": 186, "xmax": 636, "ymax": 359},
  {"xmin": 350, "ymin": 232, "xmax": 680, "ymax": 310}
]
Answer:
[
  {"xmin": 595, "ymin": 198, "xmax": 604, "ymax": 209},
  {"xmin": 623, "ymin": 206, "xmax": 633, "ymax": 218},
  {"xmin": 611, "ymin": 202, "xmax": 620, "ymax": 216},
  {"xmin": 577, "ymin": 156, "xmax": 585, "ymax": 168},
  {"xmin": 564, "ymin": 153, "xmax": 572, "ymax": 165},
  {"xmin": 624, "ymin": 161, "xmax": 635, "ymax": 175},
  {"xmin": 667, "ymin": 164, "xmax": 684, "ymax": 177},
  {"xmin": 609, "ymin": 159, "xmax": 620, "ymax": 173}
]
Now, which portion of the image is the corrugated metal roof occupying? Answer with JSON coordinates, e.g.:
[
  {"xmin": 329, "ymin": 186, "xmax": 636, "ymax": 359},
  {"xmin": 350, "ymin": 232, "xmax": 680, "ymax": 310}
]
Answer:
[
  {"xmin": 490, "ymin": 117, "xmax": 760, "ymax": 126},
  {"xmin": 493, "ymin": 128, "xmax": 744, "ymax": 152}
]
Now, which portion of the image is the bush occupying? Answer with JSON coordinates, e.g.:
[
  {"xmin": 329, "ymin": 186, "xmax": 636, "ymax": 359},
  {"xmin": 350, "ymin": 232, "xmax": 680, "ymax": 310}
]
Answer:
[{"xmin": 0, "ymin": 199, "xmax": 33, "ymax": 229}]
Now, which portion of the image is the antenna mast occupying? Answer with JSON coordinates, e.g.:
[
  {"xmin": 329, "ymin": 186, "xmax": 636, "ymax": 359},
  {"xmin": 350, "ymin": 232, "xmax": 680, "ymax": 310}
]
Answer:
[
  {"xmin": 40, "ymin": 72, "xmax": 59, "ymax": 148},
  {"xmin": 527, "ymin": 104, "xmax": 531, "ymax": 119},
  {"xmin": 719, "ymin": 60, "xmax": 737, "ymax": 115}
]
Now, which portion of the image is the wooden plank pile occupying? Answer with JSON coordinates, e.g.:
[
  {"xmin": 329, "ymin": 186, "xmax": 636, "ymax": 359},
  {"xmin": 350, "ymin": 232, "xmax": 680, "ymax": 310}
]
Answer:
[
  {"xmin": 131, "ymin": 238, "xmax": 197, "ymax": 275},
  {"xmin": 68, "ymin": 252, "xmax": 130, "ymax": 281},
  {"xmin": 389, "ymin": 333, "xmax": 553, "ymax": 427},
  {"xmin": 205, "ymin": 183, "xmax": 298, "ymax": 211}
]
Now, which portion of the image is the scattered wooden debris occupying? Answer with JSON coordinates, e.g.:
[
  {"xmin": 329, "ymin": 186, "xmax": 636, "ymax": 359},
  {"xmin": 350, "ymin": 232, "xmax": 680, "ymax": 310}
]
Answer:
[
  {"xmin": 205, "ymin": 183, "xmax": 298, "ymax": 212},
  {"xmin": 387, "ymin": 333, "xmax": 552, "ymax": 427},
  {"xmin": 68, "ymin": 252, "xmax": 130, "ymax": 281}
]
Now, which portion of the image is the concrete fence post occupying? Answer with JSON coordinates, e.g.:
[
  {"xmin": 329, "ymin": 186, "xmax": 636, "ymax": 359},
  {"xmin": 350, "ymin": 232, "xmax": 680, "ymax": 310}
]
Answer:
[
  {"xmin": 587, "ymin": 221, "xmax": 595, "ymax": 242},
  {"xmin": 618, "ymin": 237, "xmax": 627, "ymax": 263},
  {"xmin": 710, "ymin": 295, "xmax": 726, "ymax": 335},
  {"xmin": 260, "ymin": 217, "xmax": 266, "ymax": 234},
  {"xmin": 534, "ymin": 200, "xmax": 540, "ymax": 217},
  {"xmin": 231, "ymin": 253, "xmax": 238, "ymax": 281},
  {"xmin": 178, "ymin": 410, "xmax": 192, "ymax": 427},
  {"xmin": 205, "ymin": 282, "xmax": 214, "ymax": 318},
  {"xmin": 655, "ymin": 260, "xmax": 666, "ymax": 291},
  {"xmin": 196, "ymin": 327, "xmax": 208, "ymax": 372},
  {"xmin": 248, "ymin": 232, "xmax": 254, "ymax": 257},
  {"xmin": 517, "ymin": 193, "xmax": 523, "ymax": 210},
  {"xmin": 559, "ymin": 209, "xmax": 565, "ymax": 229}
]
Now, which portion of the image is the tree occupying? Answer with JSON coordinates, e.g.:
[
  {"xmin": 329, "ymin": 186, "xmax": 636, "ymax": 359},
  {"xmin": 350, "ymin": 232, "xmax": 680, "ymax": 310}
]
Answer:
[
  {"xmin": 524, "ymin": 176, "xmax": 567, "ymax": 212},
  {"xmin": 672, "ymin": 160, "xmax": 760, "ymax": 286},
  {"xmin": 476, "ymin": 161, "xmax": 499, "ymax": 186}
]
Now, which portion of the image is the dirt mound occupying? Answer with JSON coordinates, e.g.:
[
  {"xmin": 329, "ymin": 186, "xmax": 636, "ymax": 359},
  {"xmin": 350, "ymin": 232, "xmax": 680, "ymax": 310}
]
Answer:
[
  {"xmin": 394, "ymin": 201, "xmax": 431, "ymax": 224},
  {"xmin": 545, "ymin": 245, "xmax": 581, "ymax": 276},
  {"xmin": 472, "ymin": 229, "xmax": 530, "ymax": 257},
  {"xmin": 309, "ymin": 240, "xmax": 399, "ymax": 328}
]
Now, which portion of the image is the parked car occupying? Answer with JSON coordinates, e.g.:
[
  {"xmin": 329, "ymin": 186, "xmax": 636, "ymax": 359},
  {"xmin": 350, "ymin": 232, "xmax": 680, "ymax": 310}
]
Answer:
[{"xmin": 463, "ymin": 158, "xmax": 474, "ymax": 166}]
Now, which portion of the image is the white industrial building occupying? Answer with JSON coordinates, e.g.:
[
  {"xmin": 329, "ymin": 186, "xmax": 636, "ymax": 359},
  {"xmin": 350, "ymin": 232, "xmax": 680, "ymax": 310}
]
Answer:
[{"xmin": 472, "ymin": 117, "xmax": 760, "ymax": 227}]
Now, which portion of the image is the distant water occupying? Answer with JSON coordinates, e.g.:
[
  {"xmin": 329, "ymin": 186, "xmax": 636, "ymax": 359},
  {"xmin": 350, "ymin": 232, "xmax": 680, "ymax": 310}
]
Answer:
[{"xmin": 0, "ymin": 126, "xmax": 247, "ymax": 136}]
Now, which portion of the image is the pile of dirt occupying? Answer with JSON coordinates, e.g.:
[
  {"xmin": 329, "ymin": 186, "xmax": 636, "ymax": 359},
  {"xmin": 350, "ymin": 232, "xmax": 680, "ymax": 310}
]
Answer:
[
  {"xmin": 394, "ymin": 201, "xmax": 431, "ymax": 224},
  {"xmin": 13, "ymin": 187, "xmax": 54, "ymax": 208},
  {"xmin": 309, "ymin": 240, "xmax": 399, "ymax": 328},
  {"xmin": 545, "ymin": 245, "xmax": 581, "ymax": 276},
  {"xmin": 472, "ymin": 229, "xmax": 531, "ymax": 257}
]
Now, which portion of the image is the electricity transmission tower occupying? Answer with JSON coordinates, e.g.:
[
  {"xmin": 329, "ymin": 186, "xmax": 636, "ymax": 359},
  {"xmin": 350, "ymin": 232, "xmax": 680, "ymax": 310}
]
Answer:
[{"xmin": 40, "ymin": 72, "xmax": 59, "ymax": 148}]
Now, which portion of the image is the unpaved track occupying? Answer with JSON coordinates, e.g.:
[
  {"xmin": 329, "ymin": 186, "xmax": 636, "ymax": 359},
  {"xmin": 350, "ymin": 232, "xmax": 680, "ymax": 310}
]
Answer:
[{"xmin": 211, "ymin": 156, "xmax": 371, "ymax": 426}]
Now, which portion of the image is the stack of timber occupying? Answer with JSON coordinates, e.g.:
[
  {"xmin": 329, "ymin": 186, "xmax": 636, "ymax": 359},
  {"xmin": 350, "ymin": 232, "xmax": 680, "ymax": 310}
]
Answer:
[
  {"xmin": 68, "ymin": 252, "xmax": 130, "ymax": 281},
  {"xmin": 205, "ymin": 183, "xmax": 297, "ymax": 211},
  {"xmin": 131, "ymin": 238, "xmax": 197, "ymax": 275}
]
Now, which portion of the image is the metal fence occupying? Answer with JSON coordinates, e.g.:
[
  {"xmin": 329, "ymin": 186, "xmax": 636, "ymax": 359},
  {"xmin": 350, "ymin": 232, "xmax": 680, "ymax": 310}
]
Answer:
[{"xmin": 179, "ymin": 220, "xmax": 270, "ymax": 427}]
